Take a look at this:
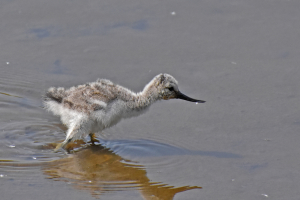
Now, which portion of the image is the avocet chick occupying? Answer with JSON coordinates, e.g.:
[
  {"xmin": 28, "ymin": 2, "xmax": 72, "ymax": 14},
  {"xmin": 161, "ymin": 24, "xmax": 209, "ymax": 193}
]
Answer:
[{"xmin": 44, "ymin": 73, "xmax": 205, "ymax": 152}]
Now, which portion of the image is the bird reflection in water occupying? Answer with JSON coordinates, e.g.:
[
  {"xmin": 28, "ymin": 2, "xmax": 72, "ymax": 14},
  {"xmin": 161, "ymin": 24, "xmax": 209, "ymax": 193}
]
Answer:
[{"xmin": 43, "ymin": 144, "xmax": 201, "ymax": 199}]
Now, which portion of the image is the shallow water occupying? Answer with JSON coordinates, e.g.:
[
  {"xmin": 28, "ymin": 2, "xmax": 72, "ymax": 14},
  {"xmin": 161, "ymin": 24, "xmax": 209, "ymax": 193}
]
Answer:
[{"xmin": 2, "ymin": 0, "xmax": 300, "ymax": 199}]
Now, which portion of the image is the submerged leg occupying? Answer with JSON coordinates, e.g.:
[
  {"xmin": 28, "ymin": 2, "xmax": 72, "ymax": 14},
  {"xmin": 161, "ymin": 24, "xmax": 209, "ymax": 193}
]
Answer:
[
  {"xmin": 53, "ymin": 138, "xmax": 72, "ymax": 152},
  {"xmin": 89, "ymin": 133, "xmax": 100, "ymax": 145},
  {"xmin": 53, "ymin": 123, "xmax": 81, "ymax": 153}
]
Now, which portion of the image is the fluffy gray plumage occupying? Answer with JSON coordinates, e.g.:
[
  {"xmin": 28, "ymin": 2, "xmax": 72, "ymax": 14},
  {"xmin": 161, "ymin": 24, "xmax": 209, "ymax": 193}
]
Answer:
[{"xmin": 44, "ymin": 73, "xmax": 203, "ymax": 152}]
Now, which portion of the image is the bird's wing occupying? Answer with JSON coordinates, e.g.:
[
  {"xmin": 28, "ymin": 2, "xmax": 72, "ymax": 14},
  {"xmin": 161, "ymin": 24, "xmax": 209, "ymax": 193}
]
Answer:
[{"xmin": 62, "ymin": 83, "xmax": 117, "ymax": 114}]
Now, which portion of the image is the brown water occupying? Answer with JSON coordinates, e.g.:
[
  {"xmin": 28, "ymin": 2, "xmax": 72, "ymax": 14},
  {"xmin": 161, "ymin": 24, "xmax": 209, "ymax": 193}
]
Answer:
[{"xmin": 1, "ymin": 0, "xmax": 300, "ymax": 199}]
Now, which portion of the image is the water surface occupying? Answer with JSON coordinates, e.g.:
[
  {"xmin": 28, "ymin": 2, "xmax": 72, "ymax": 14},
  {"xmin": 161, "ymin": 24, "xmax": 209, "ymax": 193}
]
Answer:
[{"xmin": 1, "ymin": 0, "xmax": 300, "ymax": 199}]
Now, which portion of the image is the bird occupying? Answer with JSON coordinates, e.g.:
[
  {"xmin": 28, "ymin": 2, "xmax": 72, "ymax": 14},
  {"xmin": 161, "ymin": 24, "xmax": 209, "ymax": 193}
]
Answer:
[{"xmin": 43, "ymin": 73, "xmax": 205, "ymax": 152}]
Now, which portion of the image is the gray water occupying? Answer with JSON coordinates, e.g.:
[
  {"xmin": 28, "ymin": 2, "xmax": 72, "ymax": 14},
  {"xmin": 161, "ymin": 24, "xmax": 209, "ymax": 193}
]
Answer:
[{"xmin": 1, "ymin": 0, "xmax": 300, "ymax": 199}]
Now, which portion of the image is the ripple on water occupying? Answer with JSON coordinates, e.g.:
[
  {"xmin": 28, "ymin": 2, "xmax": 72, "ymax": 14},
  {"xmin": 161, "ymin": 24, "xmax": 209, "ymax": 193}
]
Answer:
[
  {"xmin": 0, "ymin": 70, "xmax": 65, "ymax": 176},
  {"xmin": 98, "ymin": 139, "xmax": 196, "ymax": 170}
]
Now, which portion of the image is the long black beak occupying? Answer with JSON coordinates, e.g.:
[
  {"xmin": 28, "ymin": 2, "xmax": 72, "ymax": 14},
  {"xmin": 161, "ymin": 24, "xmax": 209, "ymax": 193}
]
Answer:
[{"xmin": 176, "ymin": 91, "xmax": 205, "ymax": 103}]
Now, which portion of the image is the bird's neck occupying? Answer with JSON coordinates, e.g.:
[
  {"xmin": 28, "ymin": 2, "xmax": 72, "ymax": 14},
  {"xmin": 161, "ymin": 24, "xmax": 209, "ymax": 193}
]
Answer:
[{"xmin": 128, "ymin": 80, "xmax": 161, "ymax": 110}]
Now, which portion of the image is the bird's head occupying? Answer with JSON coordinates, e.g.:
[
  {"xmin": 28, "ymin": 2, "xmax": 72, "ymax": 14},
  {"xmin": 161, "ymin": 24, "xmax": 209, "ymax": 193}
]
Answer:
[{"xmin": 154, "ymin": 73, "xmax": 205, "ymax": 103}]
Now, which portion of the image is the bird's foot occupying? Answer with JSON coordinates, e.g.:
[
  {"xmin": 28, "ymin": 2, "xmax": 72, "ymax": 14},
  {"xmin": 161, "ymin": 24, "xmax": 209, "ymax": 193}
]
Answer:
[
  {"xmin": 53, "ymin": 142, "xmax": 65, "ymax": 153},
  {"xmin": 53, "ymin": 139, "xmax": 71, "ymax": 153},
  {"xmin": 89, "ymin": 133, "xmax": 100, "ymax": 145}
]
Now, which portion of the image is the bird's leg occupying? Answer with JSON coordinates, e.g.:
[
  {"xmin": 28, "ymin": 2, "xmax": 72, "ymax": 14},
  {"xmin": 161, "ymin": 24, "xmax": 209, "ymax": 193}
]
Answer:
[
  {"xmin": 54, "ymin": 138, "xmax": 72, "ymax": 153},
  {"xmin": 89, "ymin": 133, "xmax": 99, "ymax": 145},
  {"xmin": 53, "ymin": 123, "xmax": 80, "ymax": 153}
]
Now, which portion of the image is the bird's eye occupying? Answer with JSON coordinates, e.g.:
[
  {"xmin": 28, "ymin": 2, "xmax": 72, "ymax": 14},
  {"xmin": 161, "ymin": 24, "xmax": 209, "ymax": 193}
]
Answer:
[{"xmin": 169, "ymin": 87, "xmax": 174, "ymax": 91}]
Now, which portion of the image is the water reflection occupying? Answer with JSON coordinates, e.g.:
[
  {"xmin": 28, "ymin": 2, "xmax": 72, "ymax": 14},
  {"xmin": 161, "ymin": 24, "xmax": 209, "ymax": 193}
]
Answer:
[{"xmin": 44, "ymin": 145, "xmax": 201, "ymax": 199}]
